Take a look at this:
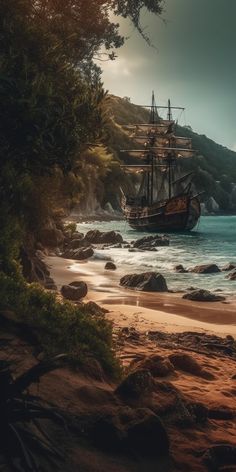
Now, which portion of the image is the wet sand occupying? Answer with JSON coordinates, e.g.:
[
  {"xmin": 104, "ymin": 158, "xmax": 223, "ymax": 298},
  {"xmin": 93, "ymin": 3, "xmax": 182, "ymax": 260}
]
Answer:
[{"xmin": 46, "ymin": 255, "xmax": 236, "ymax": 336}]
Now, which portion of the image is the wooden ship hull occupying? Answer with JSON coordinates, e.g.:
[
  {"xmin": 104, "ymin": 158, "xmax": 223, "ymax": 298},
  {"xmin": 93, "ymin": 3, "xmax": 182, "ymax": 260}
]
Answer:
[{"xmin": 122, "ymin": 194, "xmax": 201, "ymax": 232}]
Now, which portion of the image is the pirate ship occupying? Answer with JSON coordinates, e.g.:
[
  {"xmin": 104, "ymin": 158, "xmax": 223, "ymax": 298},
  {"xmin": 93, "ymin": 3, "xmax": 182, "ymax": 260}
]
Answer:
[{"xmin": 120, "ymin": 92, "xmax": 201, "ymax": 232}]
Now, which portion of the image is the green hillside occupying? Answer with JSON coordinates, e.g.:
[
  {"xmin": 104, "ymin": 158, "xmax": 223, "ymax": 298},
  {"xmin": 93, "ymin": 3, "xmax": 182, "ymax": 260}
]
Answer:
[{"xmin": 102, "ymin": 95, "xmax": 236, "ymax": 213}]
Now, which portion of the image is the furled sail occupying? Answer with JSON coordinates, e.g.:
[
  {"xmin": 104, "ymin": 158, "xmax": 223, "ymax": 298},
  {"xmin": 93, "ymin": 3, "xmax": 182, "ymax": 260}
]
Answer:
[
  {"xmin": 124, "ymin": 122, "xmax": 174, "ymax": 135},
  {"xmin": 120, "ymin": 94, "xmax": 197, "ymax": 207},
  {"xmin": 121, "ymin": 147, "xmax": 196, "ymax": 160}
]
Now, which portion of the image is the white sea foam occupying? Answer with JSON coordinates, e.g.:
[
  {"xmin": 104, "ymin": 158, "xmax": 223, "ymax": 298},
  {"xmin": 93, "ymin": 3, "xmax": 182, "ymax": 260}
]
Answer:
[{"xmin": 77, "ymin": 216, "xmax": 236, "ymax": 297}]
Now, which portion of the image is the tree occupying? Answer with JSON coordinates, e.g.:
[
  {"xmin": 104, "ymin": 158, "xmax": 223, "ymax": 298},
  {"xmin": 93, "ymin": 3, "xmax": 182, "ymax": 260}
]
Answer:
[{"xmin": 0, "ymin": 0, "xmax": 164, "ymax": 270}]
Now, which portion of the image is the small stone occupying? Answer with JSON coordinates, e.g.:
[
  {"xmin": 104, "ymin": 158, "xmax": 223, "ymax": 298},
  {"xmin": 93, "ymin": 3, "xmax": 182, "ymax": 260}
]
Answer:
[
  {"xmin": 105, "ymin": 261, "xmax": 117, "ymax": 270},
  {"xmin": 174, "ymin": 264, "xmax": 187, "ymax": 273}
]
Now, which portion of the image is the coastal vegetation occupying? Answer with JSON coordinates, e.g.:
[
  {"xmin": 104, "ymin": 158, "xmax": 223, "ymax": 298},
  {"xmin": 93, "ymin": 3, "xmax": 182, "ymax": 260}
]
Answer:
[{"xmin": 0, "ymin": 0, "xmax": 164, "ymax": 374}]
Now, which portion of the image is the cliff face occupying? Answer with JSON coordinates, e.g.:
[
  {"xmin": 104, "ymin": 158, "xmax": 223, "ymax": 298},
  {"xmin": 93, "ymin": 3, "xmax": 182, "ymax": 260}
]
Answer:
[{"xmin": 74, "ymin": 95, "xmax": 236, "ymax": 216}]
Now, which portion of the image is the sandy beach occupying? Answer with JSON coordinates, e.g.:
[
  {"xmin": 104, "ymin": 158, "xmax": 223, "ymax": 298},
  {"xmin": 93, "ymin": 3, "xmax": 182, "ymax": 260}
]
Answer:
[{"xmin": 46, "ymin": 255, "xmax": 236, "ymax": 337}]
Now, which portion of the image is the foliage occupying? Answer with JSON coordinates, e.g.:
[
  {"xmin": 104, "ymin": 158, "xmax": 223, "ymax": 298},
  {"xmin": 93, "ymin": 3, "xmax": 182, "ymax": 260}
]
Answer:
[
  {"xmin": 0, "ymin": 1, "xmax": 163, "ymax": 387},
  {"xmin": 0, "ymin": 272, "xmax": 120, "ymax": 378},
  {"xmin": 0, "ymin": 0, "xmax": 165, "ymax": 265}
]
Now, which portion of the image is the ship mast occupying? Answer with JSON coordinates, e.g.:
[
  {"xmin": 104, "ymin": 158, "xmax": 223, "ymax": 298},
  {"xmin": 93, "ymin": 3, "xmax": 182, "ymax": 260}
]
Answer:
[
  {"xmin": 167, "ymin": 99, "xmax": 173, "ymax": 199},
  {"xmin": 120, "ymin": 93, "xmax": 196, "ymax": 206},
  {"xmin": 148, "ymin": 91, "xmax": 157, "ymax": 205}
]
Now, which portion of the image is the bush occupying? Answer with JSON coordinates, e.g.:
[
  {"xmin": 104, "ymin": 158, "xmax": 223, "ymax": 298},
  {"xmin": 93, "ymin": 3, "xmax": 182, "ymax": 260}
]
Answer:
[{"xmin": 0, "ymin": 272, "xmax": 120, "ymax": 379}]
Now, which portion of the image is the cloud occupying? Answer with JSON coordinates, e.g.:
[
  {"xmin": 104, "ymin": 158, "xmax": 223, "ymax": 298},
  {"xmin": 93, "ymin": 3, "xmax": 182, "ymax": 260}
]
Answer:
[{"xmin": 100, "ymin": 53, "xmax": 148, "ymax": 79}]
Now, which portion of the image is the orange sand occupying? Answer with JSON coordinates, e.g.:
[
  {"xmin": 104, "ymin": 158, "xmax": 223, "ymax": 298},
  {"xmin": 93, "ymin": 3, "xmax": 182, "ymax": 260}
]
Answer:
[{"xmin": 46, "ymin": 255, "xmax": 236, "ymax": 336}]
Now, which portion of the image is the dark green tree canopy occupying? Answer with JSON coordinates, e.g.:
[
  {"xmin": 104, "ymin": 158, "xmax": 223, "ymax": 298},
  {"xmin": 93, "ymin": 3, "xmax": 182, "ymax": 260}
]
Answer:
[{"xmin": 0, "ymin": 0, "xmax": 164, "ymax": 267}]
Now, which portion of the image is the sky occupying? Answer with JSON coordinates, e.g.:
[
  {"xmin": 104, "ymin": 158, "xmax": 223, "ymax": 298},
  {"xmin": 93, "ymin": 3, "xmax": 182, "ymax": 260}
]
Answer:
[{"xmin": 100, "ymin": 0, "xmax": 236, "ymax": 151}]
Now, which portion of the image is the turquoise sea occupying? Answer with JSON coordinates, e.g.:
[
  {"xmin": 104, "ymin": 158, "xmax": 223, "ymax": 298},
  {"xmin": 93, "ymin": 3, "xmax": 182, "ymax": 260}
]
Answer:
[{"xmin": 77, "ymin": 216, "xmax": 236, "ymax": 298}]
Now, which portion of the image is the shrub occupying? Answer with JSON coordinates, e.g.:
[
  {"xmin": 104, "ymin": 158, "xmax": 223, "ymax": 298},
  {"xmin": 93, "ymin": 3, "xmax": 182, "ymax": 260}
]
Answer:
[{"xmin": 0, "ymin": 272, "xmax": 120, "ymax": 379}]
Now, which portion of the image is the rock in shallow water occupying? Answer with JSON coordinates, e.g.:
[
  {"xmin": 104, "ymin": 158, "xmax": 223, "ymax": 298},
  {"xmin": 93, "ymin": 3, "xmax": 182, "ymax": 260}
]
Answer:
[
  {"xmin": 133, "ymin": 234, "xmax": 169, "ymax": 250},
  {"xmin": 189, "ymin": 263, "xmax": 221, "ymax": 274},
  {"xmin": 174, "ymin": 264, "xmax": 188, "ymax": 273},
  {"xmin": 74, "ymin": 247, "xmax": 94, "ymax": 260},
  {"xmin": 221, "ymin": 262, "xmax": 236, "ymax": 271},
  {"xmin": 226, "ymin": 269, "xmax": 236, "ymax": 280},
  {"xmin": 84, "ymin": 229, "xmax": 123, "ymax": 245},
  {"xmin": 182, "ymin": 289, "xmax": 225, "ymax": 302},
  {"xmin": 105, "ymin": 261, "xmax": 117, "ymax": 270},
  {"xmin": 120, "ymin": 272, "xmax": 168, "ymax": 292}
]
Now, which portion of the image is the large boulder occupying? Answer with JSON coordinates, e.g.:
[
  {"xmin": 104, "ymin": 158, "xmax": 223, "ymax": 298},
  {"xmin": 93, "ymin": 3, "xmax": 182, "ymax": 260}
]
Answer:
[
  {"xmin": 183, "ymin": 289, "xmax": 225, "ymax": 302},
  {"xmin": 133, "ymin": 235, "xmax": 169, "ymax": 250},
  {"xmin": 61, "ymin": 281, "xmax": 88, "ymax": 301},
  {"xmin": 84, "ymin": 230, "xmax": 123, "ymax": 245},
  {"xmin": 69, "ymin": 238, "xmax": 85, "ymax": 250},
  {"xmin": 189, "ymin": 264, "xmax": 221, "ymax": 274},
  {"xmin": 73, "ymin": 247, "xmax": 94, "ymax": 260},
  {"xmin": 120, "ymin": 272, "xmax": 168, "ymax": 292}
]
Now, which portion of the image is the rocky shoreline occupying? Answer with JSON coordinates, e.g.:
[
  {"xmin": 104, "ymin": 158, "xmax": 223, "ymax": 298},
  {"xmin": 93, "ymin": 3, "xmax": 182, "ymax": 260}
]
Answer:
[
  {"xmin": 2, "ymin": 222, "xmax": 236, "ymax": 471},
  {"xmin": 1, "ymin": 306, "xmax": 236, "ymax": 472}
]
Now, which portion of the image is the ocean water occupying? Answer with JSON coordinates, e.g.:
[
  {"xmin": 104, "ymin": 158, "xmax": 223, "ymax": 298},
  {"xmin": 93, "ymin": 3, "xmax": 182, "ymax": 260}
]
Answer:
[{"xmin": 77, "ymin": 216, "xmax": 236, "ymax": 297}]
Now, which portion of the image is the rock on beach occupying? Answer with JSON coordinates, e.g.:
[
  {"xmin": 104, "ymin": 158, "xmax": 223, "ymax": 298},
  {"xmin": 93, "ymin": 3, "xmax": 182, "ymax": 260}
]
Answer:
[{"xmin": 120, "ymin": 272, "xmax": 168, "ymax": 292}]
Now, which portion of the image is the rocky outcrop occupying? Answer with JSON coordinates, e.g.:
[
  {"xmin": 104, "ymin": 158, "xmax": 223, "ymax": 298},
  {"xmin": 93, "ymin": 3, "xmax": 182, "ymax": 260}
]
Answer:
[
  {"xmin": 61, "ymin": 229, "xmax": 123, "ymax": 260},
  {"xmin": 73, "ymin": 247, "xmax": 94, "ymax": 260},
  {"xmin": 221, "ymin": 262, "xmax": 236, "ymax": 271},
  {"xmin": 61, "ymin": 281, "xmax": 88, "ymax": 301},
  {"xmin": 189, "ymin": 264, "xmax": 221, "ymax": 274},
  {"xmin": 133, "ymin": 235, "xmax": 169, "ymax": 250},
  {"xmin": 174, "ymin": 264, "xmax": 187, "ymax": 273},
  {"xmin": 84, "ymin": 230, "xmax": 123, "ymax": 245},
  {"xmin": 120, "ymin": 272, "xmax": 168, "ymax": 292},
  {"xmin": 105, "ymin": 261, "xmax": 117, "ymax": 270},
  {"xmin": 183, "ymin": 289, "xmax": 225, "ymax": 302},
  {"xmin": 205, "ymin": 196, "xmax": 220, "ymax": 214},
  {"xmin": 69, "ymin": 236, "xmax": 85, "ymax": 250},
  {"xmin": 226, "ymin": 270, "xmax": 236, "ymax": 280},
  {"xmin": 61, "ymin": 247, "xmax": 94, "ymax": 260}
]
